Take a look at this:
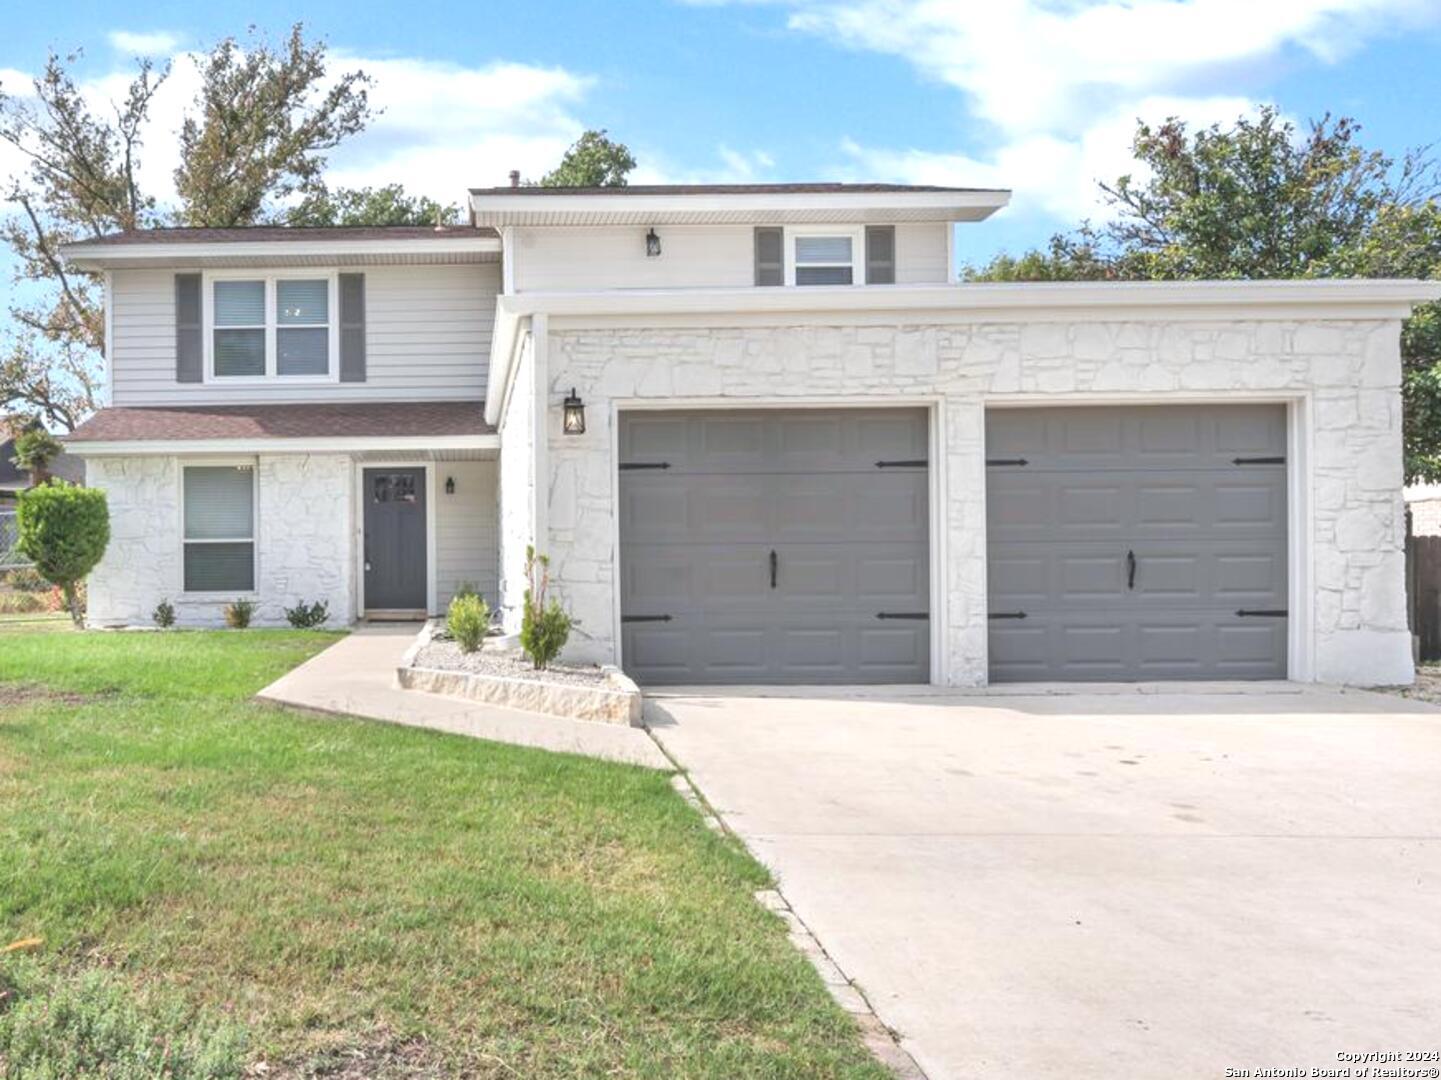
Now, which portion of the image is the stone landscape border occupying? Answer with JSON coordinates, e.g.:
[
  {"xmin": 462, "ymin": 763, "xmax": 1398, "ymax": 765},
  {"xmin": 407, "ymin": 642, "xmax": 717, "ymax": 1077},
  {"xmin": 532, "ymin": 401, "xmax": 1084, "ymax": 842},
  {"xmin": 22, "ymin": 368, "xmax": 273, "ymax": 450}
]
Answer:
[{"xmin": 397, "ymin": 622, "xmax": 643, "ymax": 725}]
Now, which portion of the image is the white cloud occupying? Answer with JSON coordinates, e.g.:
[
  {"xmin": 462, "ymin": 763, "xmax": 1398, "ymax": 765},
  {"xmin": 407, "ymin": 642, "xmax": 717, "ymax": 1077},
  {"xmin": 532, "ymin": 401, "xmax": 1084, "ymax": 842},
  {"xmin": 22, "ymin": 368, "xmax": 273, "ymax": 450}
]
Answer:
[
  {"xmin": 631, "ymin": 143, "xmax": 777, "ymax": 185},
  {"xmin": 107, "ymin": 30, "xmax": 183, "ymax": 57},
  {"xmin": 758, "ymin": 0, "xmax": 1439, "ymax": 225},
  {"xmin": 0, "ymin": 49, "xmax": 595, "ymax": 212}
]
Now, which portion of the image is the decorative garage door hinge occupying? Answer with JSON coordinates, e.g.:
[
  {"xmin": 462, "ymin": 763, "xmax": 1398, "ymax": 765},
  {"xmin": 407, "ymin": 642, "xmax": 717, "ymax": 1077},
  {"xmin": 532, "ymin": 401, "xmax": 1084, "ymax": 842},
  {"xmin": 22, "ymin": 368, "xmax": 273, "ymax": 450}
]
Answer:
[
  {"xmin": 621, "ymin": 614, "xmax": 673, "ymax": 623},
  {"xmin": 875, "ymin": 611, "xmax": 929, "ymax": 620},
  {"xmin": 988, "ymin": 611, "xmax": 1028, "ymax": 619},
  {"xmin": 1232, "ymin": 456, "xmax": 1285, "ymax": 465},
  {"xmin": 1235, "ymin": 609, "xmax": 1288, "ymax": 617},
  {"xmin": 985, "ymin": 458, "xmax": 1029, "ymax": 467},
  {"xmin": 618, "ymin": 462, "xmax": 671, "ymax": 470},
  {"xmin": 875, "ymin": 459, "xmax": 928, "ymax": 468}
]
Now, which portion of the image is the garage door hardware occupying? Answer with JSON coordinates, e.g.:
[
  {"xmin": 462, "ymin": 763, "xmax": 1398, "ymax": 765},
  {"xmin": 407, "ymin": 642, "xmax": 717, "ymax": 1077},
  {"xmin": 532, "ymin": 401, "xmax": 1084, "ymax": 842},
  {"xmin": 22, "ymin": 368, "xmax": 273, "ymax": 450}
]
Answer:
[
  {"xmin": 988, "ymin": 611, "xmax": 1028, "ymax": 619},
  {"xmin": 876, "ymin": 611, "xmax": 929, "ymax": 620},
  {"xmin": 621, "ymin": 614, "xmax": 673, "ymax": 623},
  {"xmin": 1232, "ymin": 456, "xmax": 1285, "ymax": 465},
  {"xmin": 1235, "ymin": 609, "xmax": 1288, "ymax": 617},
  {"xmin": 874, "ymin": 459, "xmax": 928, "ymax": 468},
  {"xmin": 769, "ymin": 549, "xmax": 778, "ymax": 589},
  {"xmin": 618, "ymin": 462, "xmax": 671, "ymax": 470},
  {"xmin": 1127, "ymin": 549, "xmax": 1137, "ymax": 590},
  {"xmin": 985, "ymin": 457, "xmax": 1029, "ymax": 467}
]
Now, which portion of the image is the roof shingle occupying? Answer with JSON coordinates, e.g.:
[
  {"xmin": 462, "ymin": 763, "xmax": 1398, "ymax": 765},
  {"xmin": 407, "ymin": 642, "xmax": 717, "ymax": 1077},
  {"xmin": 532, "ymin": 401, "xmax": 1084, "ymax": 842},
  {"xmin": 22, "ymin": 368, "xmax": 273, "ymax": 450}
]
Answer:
[{"xmin": 66, "ymin": 402, "xmax": 493, "ymax": 443}]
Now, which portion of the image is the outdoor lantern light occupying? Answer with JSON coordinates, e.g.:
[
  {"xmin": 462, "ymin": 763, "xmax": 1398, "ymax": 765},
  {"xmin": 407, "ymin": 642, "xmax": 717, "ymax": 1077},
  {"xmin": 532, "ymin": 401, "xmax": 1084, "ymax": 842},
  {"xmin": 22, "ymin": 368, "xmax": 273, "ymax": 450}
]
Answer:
[
  {"xmin": 645, "ymin": 227, "xmax": 662, "ymax": 257},
  {"xmin": 563, "ymin": 388, "xmax": 586, "ymax": 435},
  {"xmin": 445, "ymin": 476, "xmax": 455, "ymax": 495}
]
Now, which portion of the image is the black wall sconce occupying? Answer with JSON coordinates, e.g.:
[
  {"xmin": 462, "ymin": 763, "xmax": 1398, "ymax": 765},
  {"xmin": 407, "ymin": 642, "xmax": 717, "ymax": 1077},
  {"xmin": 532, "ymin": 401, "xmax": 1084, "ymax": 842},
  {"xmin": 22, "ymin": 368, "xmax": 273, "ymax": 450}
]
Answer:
[
  {"xmin": 563, "ymin": 388, "xmax": 586, "ymax": 435},
  {"xmin": 645, "ymin": 227, "xmax": 662, "ymax": 257},
  {"xmin": 445, "ymin": 476, "xmax": 456, "ymax": 495}
]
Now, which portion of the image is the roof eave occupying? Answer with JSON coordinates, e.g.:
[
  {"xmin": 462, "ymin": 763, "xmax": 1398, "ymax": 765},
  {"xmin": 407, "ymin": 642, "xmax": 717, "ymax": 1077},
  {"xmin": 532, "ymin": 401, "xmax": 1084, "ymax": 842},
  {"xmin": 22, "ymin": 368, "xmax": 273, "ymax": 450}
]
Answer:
[
  {"xmin": 64, "ymin": 433, "xmax": 501, "ymax": 457},
  {"xmin": 61, "ymin": 235, "xmax": 504, "ymax": 270}
]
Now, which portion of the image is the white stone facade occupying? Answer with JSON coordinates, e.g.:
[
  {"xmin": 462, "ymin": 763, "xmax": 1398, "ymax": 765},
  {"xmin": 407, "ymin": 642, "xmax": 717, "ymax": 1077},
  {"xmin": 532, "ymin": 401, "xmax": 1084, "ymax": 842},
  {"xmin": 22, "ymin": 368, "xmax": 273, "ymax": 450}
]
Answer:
[
  {"xmin": 532, "ymin": 317, "xmax": 1411, "ymax": 686},
  {"xmin": 87, "ymin": 451, "xmax": 499, "ymax": 627}
]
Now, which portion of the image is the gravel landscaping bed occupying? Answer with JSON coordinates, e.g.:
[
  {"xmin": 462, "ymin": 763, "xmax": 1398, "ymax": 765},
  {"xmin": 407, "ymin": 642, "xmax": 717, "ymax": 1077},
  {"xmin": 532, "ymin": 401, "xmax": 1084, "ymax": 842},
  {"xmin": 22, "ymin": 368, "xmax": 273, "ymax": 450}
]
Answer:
[
  {"xmin": 414, "ymin": 639, "xmax": 611, "ymax": 688},
  {"xmin": 1374, "ymin": 662, "xmax": 1441, "ymax": 706}
]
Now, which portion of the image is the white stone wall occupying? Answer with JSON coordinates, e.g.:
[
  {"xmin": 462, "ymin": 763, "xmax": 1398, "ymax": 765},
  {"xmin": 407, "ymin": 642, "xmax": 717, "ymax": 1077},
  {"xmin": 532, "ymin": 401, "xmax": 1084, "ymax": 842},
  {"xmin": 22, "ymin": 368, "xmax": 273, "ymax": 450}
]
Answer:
[
  {"xmin": 86, "ymin": 453, "xmax": 353, "ymax": 628},
  {"xmin": 543, "ymin": 317, "xmax": 1411, "ymax": 685},
  {"xmin": 496, "ymin": 331, "xmax": 537, "ymax": 633}
]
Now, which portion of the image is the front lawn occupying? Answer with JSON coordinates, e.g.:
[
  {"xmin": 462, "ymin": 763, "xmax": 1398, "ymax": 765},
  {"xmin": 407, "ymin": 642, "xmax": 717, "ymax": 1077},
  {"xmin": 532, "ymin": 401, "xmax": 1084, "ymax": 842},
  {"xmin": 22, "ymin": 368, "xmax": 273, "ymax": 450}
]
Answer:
[{"xmin": 0, "ymin": 631, "xmax": 885, "ymax": 1078}]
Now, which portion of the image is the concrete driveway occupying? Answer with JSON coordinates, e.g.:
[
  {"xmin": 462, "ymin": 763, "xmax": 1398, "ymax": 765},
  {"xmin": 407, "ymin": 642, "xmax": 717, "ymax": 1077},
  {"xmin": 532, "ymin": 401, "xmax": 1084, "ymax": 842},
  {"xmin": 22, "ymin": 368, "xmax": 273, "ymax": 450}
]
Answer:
[{"xmin": 646, "ymin": 685, "xmax": 1441, "ymax": 1080}]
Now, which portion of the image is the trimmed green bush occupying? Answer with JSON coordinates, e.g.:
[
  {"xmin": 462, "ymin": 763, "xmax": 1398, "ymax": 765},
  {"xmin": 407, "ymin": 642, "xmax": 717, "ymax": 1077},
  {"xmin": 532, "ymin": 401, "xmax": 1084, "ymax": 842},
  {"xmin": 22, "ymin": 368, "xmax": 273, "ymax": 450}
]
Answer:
[
  {"xmin": 520, "ymin": 546, "xmax": 572, "ymax": 670},
  {"xmin": 447, "ymin": 593, "xmax": 490, "ymax": 654},
  {"xmin": 15, "ymin": 482, "xmax": 110, "ymax": 627},
  {"xmin": 223, "ymin": 600, "xmax": 254, "ymax": 629},
  {"xmin": 284, "ymin": 599, "xmax": 329, "ymax": 628},
  {"xmin": 152, "ymin": 599, "xmax": 177, "ymax": 628}
]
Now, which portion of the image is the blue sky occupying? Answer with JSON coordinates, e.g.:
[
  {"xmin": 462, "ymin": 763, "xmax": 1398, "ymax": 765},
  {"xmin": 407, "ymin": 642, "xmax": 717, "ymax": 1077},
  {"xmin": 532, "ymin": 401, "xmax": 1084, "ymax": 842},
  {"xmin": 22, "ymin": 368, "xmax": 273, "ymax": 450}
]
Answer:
[{"xmin": 2, "ymin": 1, "xmax": 1441, "ymax": 267}]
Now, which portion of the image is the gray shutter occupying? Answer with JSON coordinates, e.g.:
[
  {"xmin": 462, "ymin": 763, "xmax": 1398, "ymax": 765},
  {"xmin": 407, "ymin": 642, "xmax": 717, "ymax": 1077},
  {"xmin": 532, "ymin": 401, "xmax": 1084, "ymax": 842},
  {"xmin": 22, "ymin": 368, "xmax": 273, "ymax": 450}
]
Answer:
[
  {"xmin": 754, "ymin": 227, "xmax": 783, "ymax": 286},
  {"xmin": 865, "ymin": 226, "xmax": 896, "ymax": 284},
  {"xmin": 175, "ymin": 274, "xmax": 203, "ymax": 383},
  {"xmin": 339, "ymin": 273, "xmax": 366, "ymax": 383}
]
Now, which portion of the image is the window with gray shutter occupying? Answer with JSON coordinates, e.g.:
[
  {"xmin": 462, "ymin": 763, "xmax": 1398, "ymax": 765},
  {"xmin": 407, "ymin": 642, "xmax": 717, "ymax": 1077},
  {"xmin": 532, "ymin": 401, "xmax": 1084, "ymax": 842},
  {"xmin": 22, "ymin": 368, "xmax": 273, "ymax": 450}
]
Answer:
[
  {"xmin": 213, "ymin": 281, "xmax": 267, "ymax": 377},
  {"xmin": 175, "ymin": 274, "xmax": 203, "ymax": 383},
  {"xmin": 183, "ymin": 465, "xmax": 255, "ymax": 592},
  {"xmin": 339, "ymin": 273, "xmax": 366, "ymax": 382},
  {"xmin": 866, "ymin": 225, "xmax": 896, "ymax": 284},
  {"xmin": 276, "ymin": 279, "xmax": 330, "ymax": 376},
  {"xmin": 754, "ymin": 227, "xmax": 783, "ymax": 286}
]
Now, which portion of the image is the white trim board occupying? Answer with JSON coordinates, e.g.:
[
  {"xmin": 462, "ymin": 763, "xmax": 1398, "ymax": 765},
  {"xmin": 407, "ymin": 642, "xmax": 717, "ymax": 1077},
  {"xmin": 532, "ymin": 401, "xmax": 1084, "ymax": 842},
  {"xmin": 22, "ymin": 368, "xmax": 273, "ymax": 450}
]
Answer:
[
  {"xmin": 63, "ymin": 235, "xmax": 502, "ymax": 269},
  {"xmin": 67, "ymin": 435, "xmax": 500, "ymax": 457}
]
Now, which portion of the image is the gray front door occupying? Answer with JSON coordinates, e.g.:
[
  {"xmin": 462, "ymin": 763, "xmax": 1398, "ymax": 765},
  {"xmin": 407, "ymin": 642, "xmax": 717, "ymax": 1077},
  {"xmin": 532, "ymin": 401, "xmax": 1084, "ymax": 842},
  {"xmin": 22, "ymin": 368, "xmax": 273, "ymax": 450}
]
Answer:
[
  {"xmin": 619, "ymin": 409, "xmax": 930, "ymax": 685},
  {"xmin": 363, "ymin": 467, "xmax": 427, "ymax": 612},
  {"xmin": 986, "ymin": 404, "xmax": 1288, "ymax": 682}
]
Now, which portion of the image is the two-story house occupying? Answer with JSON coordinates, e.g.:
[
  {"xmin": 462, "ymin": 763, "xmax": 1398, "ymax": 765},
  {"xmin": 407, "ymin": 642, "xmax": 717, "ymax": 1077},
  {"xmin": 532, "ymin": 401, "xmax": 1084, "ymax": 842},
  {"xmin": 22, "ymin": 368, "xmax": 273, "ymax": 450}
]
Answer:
[{"xmin": 61, "ymin": 182, "xmax": 1438, "ymax": 687}]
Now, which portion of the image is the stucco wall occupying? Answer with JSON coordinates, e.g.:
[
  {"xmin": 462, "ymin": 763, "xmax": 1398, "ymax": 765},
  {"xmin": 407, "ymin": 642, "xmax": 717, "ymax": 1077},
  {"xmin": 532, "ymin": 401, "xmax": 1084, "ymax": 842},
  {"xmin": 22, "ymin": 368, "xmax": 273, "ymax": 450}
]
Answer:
[
  {"xmin": 542, "ymin": 317, "xmax": 1410, "ymax": 686},
  {"xmin": 87, "ymin": 453, "xmax": 353, "ymax": 627}
]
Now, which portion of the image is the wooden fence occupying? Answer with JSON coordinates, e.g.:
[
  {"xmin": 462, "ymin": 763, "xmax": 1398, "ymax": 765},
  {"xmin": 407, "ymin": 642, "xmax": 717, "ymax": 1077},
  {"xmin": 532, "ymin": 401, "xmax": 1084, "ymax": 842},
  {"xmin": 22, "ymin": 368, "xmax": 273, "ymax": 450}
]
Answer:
[{"xmin": 1407, "ymin": 512, "xmax": 1441, "ymax": 661}]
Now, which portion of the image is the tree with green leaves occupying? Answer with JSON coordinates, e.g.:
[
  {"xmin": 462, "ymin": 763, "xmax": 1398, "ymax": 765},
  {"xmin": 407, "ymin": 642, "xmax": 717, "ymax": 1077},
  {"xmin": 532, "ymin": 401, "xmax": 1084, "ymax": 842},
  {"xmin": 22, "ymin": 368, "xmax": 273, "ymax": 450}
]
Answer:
[
  {"xmin": 966, "ymin": 108, "xmax": 1441, "ymax": 479},
  {"xmin": 0, "ymin": 25, "xmax": 373, "ymax": 429},
  {"xmin": 286, "ymin": 183, "xmax": 461, "ymax": 227},
  {"xmin": 10, "ymin": 425, "xmax": 64, "ymax": 486},
  {"xmin": 540, "ymin": 129, "xmax": 636, "ymax": 188},
  {"xmin": 16, "ymin": 482, "xmax": 109, "ymax": 626}
]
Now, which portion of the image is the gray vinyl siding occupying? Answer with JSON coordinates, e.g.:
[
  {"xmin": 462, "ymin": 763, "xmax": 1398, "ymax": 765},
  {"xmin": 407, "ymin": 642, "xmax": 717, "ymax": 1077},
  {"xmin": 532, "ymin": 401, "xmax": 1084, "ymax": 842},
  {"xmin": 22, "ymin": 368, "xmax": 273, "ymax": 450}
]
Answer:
[
  {"xmin": 434, "ymin": 458, "xmax": 499, "ymax": 612},
  {"xmin": 109, "ymin": 264, "xmax": 499, "ymax": 405}
]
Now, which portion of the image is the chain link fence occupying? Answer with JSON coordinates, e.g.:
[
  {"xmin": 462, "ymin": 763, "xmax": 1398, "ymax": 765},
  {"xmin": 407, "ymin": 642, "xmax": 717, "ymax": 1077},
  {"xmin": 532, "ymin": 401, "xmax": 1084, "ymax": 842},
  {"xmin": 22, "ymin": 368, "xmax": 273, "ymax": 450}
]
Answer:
[{"xmin": 1, "ymin": 509, "xmax": 28, "ymax": 569}]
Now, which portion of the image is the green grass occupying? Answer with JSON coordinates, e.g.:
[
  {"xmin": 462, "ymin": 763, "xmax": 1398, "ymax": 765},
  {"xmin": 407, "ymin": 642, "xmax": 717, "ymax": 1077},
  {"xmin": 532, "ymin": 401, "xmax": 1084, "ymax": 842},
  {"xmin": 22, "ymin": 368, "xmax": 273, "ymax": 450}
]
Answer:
[{"xmin": 0, "ymin": 631, "xmax": 885, "ymax": 1078}]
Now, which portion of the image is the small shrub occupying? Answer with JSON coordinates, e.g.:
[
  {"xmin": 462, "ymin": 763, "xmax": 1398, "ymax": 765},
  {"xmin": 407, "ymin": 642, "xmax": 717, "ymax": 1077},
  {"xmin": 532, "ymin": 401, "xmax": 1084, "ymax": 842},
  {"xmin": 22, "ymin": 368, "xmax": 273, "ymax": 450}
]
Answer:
[
  {"xmin": 284, "ymin": 599, "xmax": 329, "ymax": 629},
  {"xmin": 448, "ymin": 593, "xmax": 490, "ymax": 654},
  {"xmin": 0, "ymin": 961, "xmax": 248, "ymax": 1079},
  {"xmin": 153, "ymin": 599, "xmax": 176, "ymax": 628},
  {"xmin": 520, "ymin": 546, "xmax": 572, "ymax": 670},
  {"xmin": 223, "ymin": 600, "xmax": 254, "ymax": 629},
  {"xmin": 0, "ymin": 590, "xmax": 47, "ymax": 615},
  {"xmin": 453, "ymin": 580, "xmax": 480, "ymax": 602},
  {"xmin": 15, "ymin": 482, "xmax": 110, "ymax": 627}
]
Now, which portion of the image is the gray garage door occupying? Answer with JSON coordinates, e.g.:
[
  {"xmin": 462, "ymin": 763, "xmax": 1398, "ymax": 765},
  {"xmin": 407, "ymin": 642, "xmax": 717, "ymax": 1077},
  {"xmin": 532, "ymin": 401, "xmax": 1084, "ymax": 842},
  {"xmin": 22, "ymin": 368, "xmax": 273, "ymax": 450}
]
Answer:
[
  {"xmin": 986, "ymin": 404, "xmax": 1288, "ymax": 682},
  {"xmin": 619, "ymin": 409, "xmax": 930, "ymax": 685}
]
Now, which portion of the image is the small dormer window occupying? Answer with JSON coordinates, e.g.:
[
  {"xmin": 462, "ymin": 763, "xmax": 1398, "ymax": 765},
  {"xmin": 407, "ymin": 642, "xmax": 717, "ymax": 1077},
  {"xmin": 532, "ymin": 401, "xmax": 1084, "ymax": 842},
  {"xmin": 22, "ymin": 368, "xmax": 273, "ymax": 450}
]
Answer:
[{"xmin": 791, "ymin": 230, "xmax": 858, "ymax": 286}]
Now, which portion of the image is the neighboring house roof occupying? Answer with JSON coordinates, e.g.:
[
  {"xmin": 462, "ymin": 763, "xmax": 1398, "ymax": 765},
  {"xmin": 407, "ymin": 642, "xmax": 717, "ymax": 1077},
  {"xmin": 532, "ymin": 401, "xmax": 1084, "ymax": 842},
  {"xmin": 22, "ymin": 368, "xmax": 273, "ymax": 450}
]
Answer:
[
  {"xmin": 61, "ymin": 226, "xmax": 502, "ymax": 270},
  {"xmin": 0, "ymin": 437, "xmax": 85, "ymax": 491},
  {"xmin": 64, "ymin": 400, "xmax": 498, "ymax": 446},
  {"xmin": 468, "ymin": 181, "xmax": 1012, "ymax": 226}
]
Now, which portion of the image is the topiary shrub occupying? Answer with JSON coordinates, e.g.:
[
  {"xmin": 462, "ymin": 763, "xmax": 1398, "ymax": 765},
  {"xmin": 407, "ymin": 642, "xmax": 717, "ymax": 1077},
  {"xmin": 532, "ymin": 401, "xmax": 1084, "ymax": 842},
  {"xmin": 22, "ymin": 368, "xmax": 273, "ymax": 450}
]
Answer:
[
  {"xmin": 15, "ymin": 482, "xmax": 109, "ymax": 627},
  {"xmin": 223, "ymin": 600, "xmax": 254, "ymax": 629},
  {"xmin": 447, "ymin": 593, "xmax": 489, "ymax": 654},
  {"xmin": 153, "ymin": 599, "xmax": 176, "ymax": 628},
  {"xmin": 283, "ymin": 599, "xmax": 329, "ymax": 629},
  {"xmin": 519, "ymin": 545, "xmax": 572, "ymax": 670}
]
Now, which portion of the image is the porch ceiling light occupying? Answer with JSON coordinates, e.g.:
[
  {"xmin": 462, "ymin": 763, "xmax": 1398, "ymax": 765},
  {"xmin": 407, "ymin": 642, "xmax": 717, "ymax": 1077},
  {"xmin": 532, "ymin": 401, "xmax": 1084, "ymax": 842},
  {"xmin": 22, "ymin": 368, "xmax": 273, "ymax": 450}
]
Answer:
[
  {"xmin": 563, "ymin": 388, "xmax": 586, "ymax": 435},
  {"xmin": 645, "ymin": 227, "xmax": 661, "ymax": 257}
]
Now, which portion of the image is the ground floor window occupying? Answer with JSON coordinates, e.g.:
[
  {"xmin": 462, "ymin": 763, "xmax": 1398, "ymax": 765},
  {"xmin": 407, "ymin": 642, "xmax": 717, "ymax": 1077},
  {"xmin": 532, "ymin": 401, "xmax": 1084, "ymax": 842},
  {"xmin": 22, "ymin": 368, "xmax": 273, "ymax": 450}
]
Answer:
[{"xmin": 183, "ymin": 464, "xmax": 255, "ymax": 592}]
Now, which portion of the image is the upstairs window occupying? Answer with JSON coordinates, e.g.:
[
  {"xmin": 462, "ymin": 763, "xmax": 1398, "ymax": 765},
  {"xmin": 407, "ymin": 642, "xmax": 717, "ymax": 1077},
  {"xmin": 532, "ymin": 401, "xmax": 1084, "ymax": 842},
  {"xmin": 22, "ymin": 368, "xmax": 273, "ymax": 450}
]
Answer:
[
  {"xmin": 793, "ymin": 233, "xmax": 856, "ymax": 286},
  {"xmin": 206, "ymin": 274, "xmax": 336, "ymax": 381}
]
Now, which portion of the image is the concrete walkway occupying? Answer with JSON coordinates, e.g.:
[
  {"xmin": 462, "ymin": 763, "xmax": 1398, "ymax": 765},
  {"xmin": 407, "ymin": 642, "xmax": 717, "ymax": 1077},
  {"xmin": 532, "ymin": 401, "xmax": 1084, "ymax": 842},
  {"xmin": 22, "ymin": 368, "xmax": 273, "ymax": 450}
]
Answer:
[
  {"xmin": 257, "ymin": 625, "xmax": 670, "ymax": 769},
  {"xmin": 648, "ymin": 684, "xmax": 1441, "ymax": 1080}
]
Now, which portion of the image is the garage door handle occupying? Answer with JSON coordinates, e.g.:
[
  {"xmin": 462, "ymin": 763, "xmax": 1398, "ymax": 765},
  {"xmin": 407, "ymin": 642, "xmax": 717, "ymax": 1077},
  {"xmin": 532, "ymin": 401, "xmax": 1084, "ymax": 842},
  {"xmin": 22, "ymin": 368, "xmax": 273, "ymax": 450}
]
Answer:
[
  {"xmin": 1236, "ymin": 609, "xmax": 1287, "ymax": 618},
  {"xmin": 1127, "ymin": 549, "xmax": 1136, "ymax": 590},
  {"xmin": 769, "ymin": 549, "xmax": 778, "ymax": 589}
]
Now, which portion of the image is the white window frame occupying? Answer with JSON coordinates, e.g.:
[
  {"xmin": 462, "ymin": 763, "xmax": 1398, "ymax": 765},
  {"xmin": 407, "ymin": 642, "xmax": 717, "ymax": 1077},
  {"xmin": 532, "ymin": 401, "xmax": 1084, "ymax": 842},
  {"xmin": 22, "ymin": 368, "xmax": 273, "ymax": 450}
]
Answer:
[
  {"xmin": 179, "ymin": 458, "xmax": 259, "ymax": 599},
  {"xmin": 785, "ymin": 225, "xmax": 864, "ymax": 287},
  {"xmin": 202, "ymin": 270, "xmax": 340, "ymax": 384}
]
